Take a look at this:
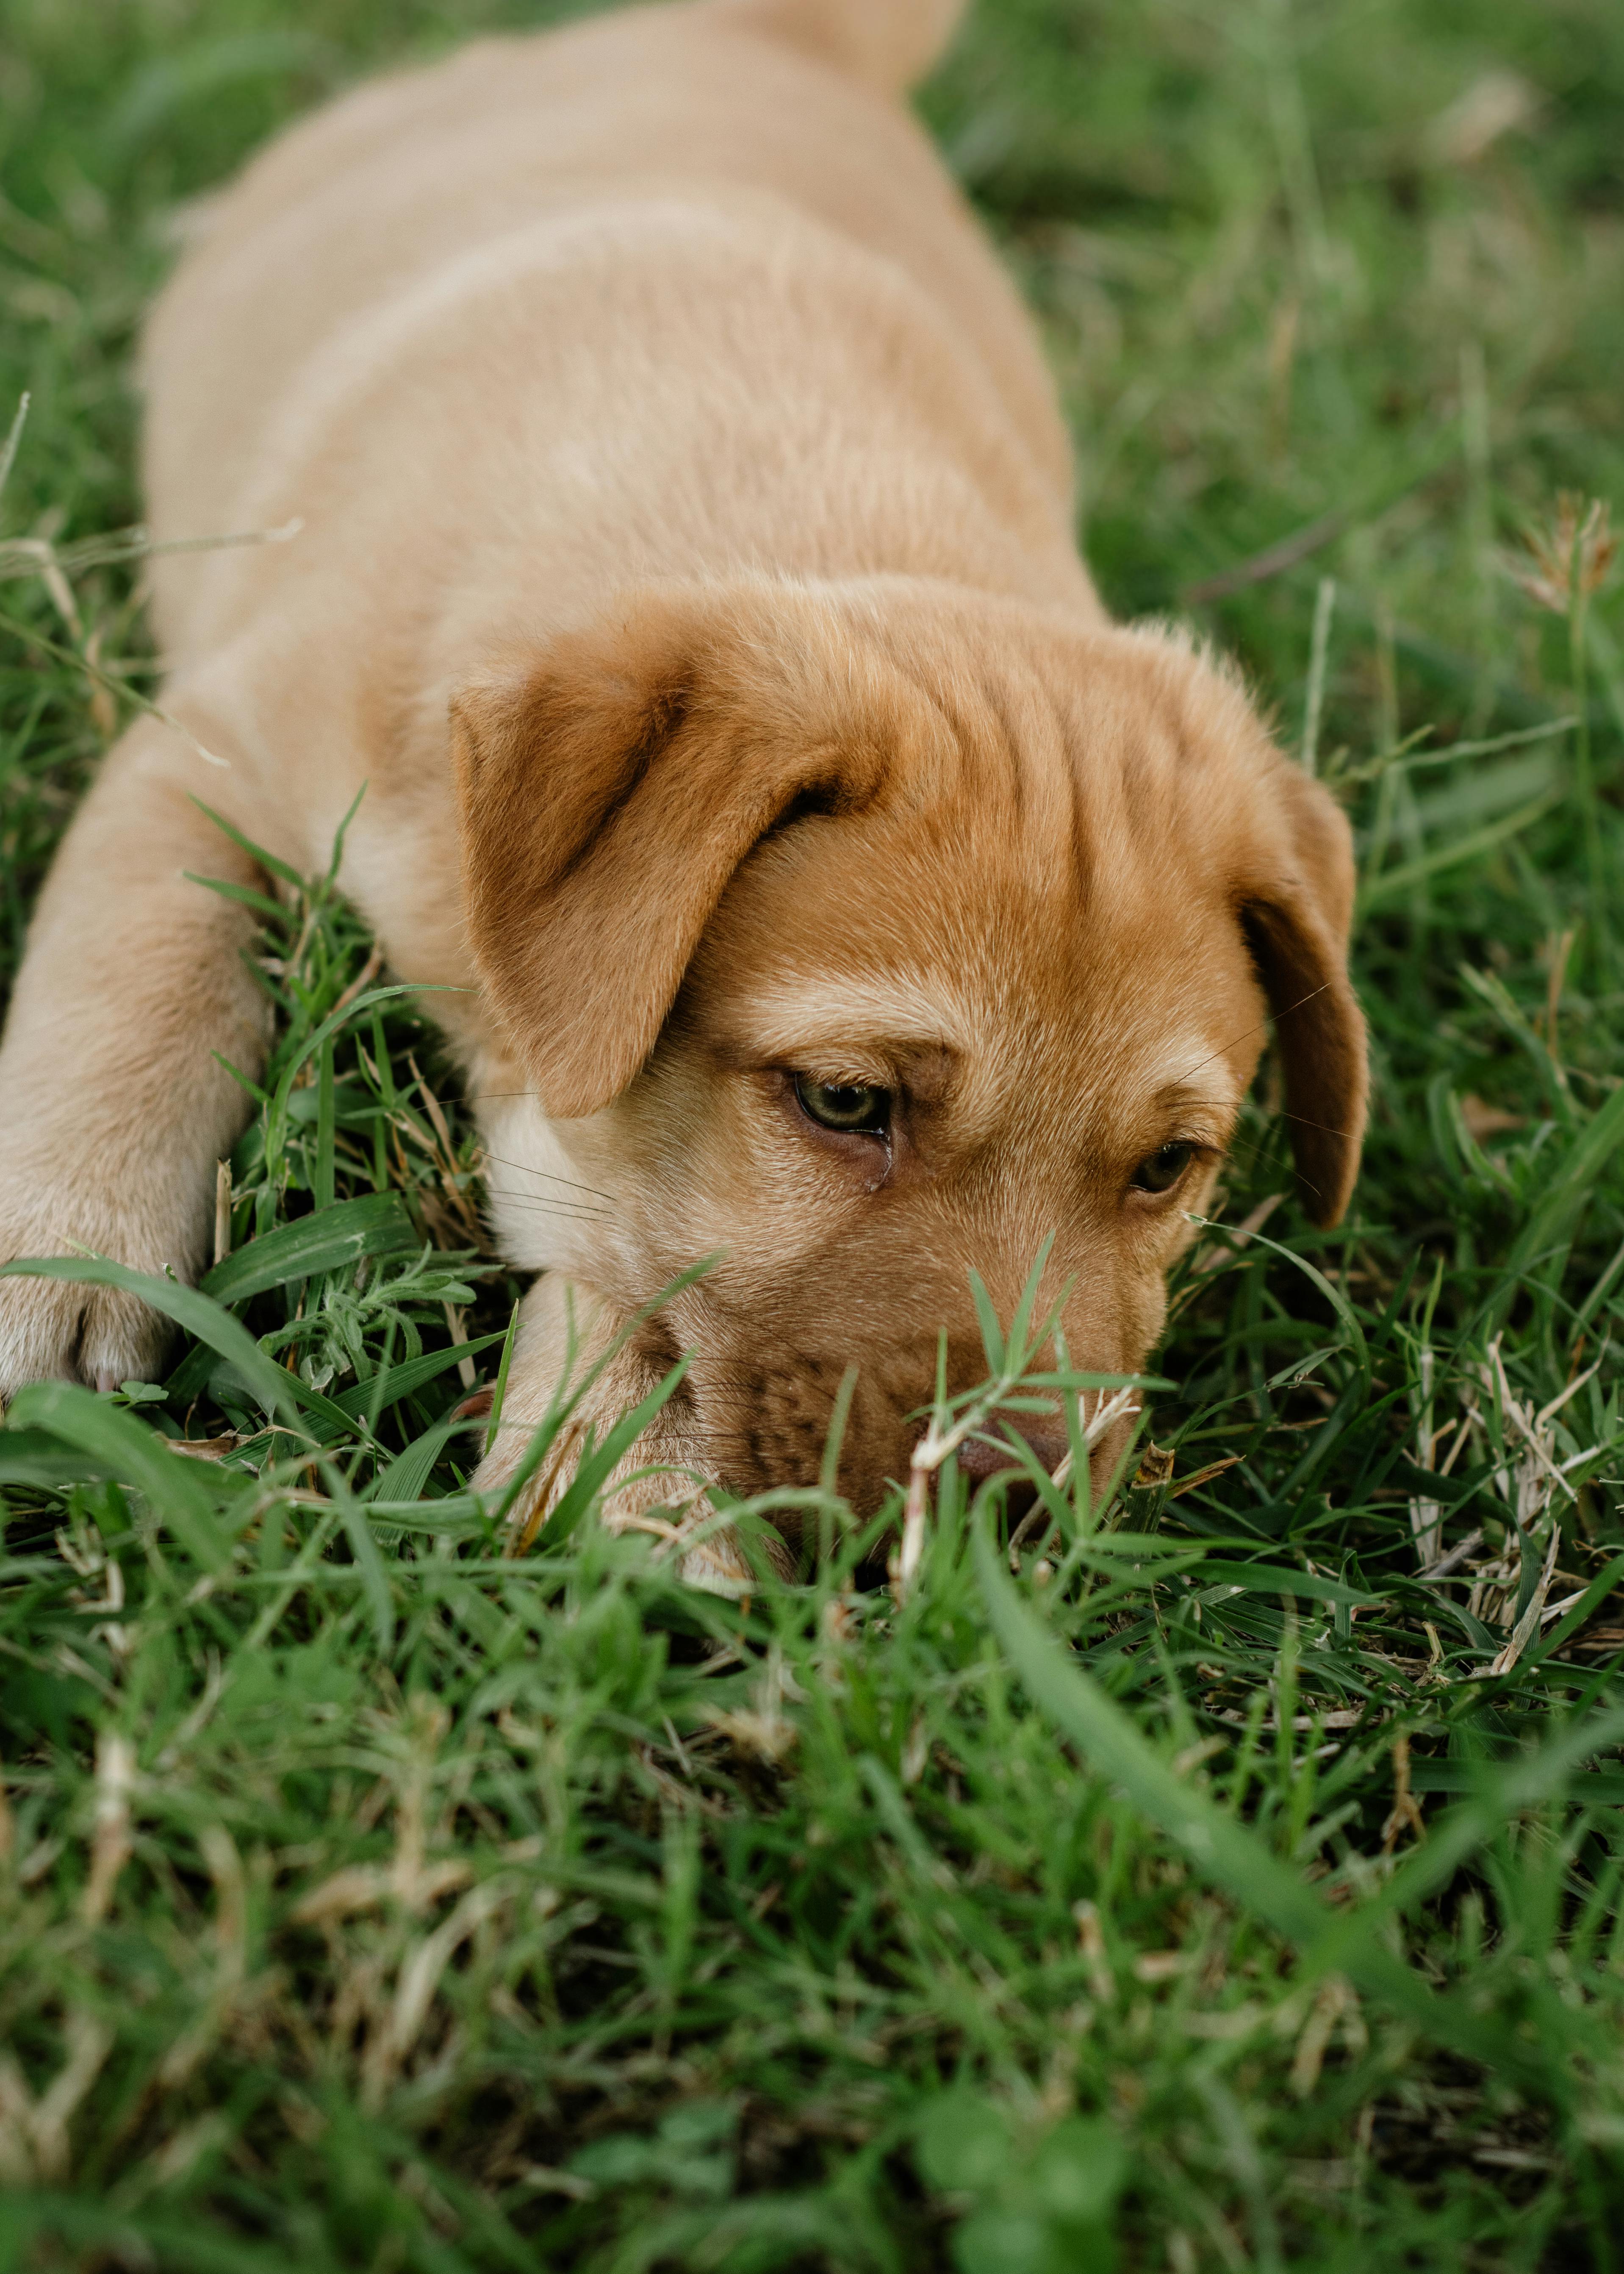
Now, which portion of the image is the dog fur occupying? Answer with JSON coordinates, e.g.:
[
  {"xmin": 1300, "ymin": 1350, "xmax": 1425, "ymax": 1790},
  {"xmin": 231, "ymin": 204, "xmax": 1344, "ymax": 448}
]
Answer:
[{"xmin": 0, "ymin": 0, "xmax": 1368, "ymax": 1571}]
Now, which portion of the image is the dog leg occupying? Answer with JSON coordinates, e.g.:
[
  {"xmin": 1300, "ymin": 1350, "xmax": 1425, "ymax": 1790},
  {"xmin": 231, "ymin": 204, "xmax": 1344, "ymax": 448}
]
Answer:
[
  {"xmin": 0, "ymin": 720, "xmax": 270, "ymax": 1399},
  {"xmin": 473, "ymin": 1274, "xmax": 791, "ymax": 1586}
]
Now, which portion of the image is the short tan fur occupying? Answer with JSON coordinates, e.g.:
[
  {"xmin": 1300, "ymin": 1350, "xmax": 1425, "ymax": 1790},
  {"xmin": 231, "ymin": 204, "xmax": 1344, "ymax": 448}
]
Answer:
[{"xmin": 0, "ymin": 0, "xmax": 1367, "ymax": 1573}]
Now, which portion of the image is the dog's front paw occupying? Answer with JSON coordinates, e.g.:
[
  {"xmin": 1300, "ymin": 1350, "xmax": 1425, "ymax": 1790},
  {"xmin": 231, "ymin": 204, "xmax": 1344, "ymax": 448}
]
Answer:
[
  {"xmin": 0, "ymin": 1182, "xmax": 193, "ymax": 1405},
  {"xmin": 0, "ymin": 1266, "xmax": 170, "ymax": 1404}
]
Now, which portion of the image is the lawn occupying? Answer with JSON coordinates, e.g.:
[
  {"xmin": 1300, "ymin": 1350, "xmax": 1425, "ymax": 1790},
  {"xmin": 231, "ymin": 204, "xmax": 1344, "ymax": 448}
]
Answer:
[{"xmin": 2, "ymin": 0, "xmax": 1624, "ymax": 2265}]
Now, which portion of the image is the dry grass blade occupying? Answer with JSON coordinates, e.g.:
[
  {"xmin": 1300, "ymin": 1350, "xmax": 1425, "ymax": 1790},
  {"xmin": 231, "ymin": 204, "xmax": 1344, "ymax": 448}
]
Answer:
[{"xmin": 1486, "ymin": 1527, "xmax": 1563, "ymax": 1678}]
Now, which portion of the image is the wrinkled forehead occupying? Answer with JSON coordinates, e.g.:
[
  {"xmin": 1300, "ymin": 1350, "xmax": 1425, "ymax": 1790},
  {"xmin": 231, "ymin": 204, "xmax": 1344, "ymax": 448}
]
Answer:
[
  {"xmin": 689, "ymin": 795, "xmax": 1268, "ymax": 1122},
  {"xmin": 685, "ymin": 614, "xmax": 1279, "ymax": 1089},
  {"xmin": 716, "ymin": 949, "xmax": 1258, "ymax": 1113}
]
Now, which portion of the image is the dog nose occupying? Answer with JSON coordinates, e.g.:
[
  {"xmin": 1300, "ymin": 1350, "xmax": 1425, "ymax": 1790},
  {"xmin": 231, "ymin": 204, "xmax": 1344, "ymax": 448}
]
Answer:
[{"xmin": 954, "ymin": 1420, "xmax": 1071, "ymax": 1482}]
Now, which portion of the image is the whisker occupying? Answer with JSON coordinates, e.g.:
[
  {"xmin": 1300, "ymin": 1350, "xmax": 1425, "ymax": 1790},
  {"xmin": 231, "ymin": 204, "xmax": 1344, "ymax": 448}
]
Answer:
[
  {"xmin": 1172, "ymin": 982, "xmax": 1333, "ymax": 1088},
  {"xmin": 1217, "ymin": 1132, "xmax": 1291, "ymax": 1178},
  {"xmin": 1202, "ymin": 1126, "xmax": 1327, "ymax": 1209},
  {"xmin": 483, "ymin": 1187, "xmax": 617, "ymax": 1221},
  {"xmin": 479, "ymin": 1149, "xmax": 619, "ymax": 1203},
  {"xmin": 1280, "ymin": 1109, "xmax": 1360, "ymax": 1141},
  {"xmin": 1228, "ymin": 1134, "xmax": 1324, "ymax": 1204}
]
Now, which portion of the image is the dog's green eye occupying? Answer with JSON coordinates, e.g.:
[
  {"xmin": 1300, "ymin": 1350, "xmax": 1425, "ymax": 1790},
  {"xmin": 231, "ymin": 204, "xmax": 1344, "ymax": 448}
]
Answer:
[
  {"xmin": 1131, "ymin": 1141, "xmax": 1194, "ymax": 1194},
  {"xmin": 795, "ymin": 1075, "xmax": 890, "ymax": 1137}
]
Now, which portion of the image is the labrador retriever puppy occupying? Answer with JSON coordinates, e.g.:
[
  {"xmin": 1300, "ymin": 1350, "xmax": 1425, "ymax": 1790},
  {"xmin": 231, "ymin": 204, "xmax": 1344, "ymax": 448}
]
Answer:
[{"xmin": 0, "ymin": 0, "xmax": 1367, "ymax": 1572}]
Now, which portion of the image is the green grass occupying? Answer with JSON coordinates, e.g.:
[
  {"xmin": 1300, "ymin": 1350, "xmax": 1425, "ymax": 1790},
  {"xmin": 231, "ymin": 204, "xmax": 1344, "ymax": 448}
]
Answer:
[{"xmin": 2, "ymin": 0, "xmax": 1624, "ymax": 2264}]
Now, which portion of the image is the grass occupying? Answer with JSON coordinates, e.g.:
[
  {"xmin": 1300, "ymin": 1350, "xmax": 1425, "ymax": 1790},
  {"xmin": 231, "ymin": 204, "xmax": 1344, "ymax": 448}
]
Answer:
[{"xmin": 2, "ymin": 0, "xmax": 1624, "ymax": 2263}]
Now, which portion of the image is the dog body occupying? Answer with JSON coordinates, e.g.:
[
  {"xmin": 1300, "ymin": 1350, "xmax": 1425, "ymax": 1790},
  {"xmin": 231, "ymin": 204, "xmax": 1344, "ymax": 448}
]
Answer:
[{"xmin": 0, "ymin": 0, "xmax": 1367, "ymax": 1563}]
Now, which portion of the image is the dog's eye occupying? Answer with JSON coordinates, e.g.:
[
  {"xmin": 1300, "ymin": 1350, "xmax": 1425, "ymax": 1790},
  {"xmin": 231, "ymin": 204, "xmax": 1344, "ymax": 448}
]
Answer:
[
  {"xmin": 794, "ymin": 1075, "xmax": 890, "ymax": 1137},
  {"xmin": 1130, "ymin": 1141, "xmax": 1194, "ymax": 1194}
]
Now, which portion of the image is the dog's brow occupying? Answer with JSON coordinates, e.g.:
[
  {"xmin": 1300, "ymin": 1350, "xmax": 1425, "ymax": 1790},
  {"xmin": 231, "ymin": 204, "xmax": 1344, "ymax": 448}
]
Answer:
[
  {"xmin": 1153, "ymin": 1084, "xmax": 1239, "ymax": 1132},
  {"xmin": 1146, "ymin": 1035, "xmax": 1242, "ymax": 1106},
  {"xmin": 732, "ymin": 974, "xmax": 970, "ymax": 1053}
]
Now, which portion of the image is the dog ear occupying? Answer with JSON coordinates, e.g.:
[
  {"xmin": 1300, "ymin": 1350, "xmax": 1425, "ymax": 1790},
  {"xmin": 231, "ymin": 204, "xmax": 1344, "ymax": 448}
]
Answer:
[
  {"xmin": 451, "ymin": 588, "xmax": 890, "ymax": 1117},
  {"xmin": 1241, "ymin": 765, "xmax": 1368, "ymax": 1227}
]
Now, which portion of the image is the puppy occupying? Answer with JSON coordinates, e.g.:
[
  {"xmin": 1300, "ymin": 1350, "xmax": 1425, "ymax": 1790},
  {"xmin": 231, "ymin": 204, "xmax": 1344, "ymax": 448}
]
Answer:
[{"xmin": 0, "ymin": 0, "xmax": 1367, "ymax": 1571}]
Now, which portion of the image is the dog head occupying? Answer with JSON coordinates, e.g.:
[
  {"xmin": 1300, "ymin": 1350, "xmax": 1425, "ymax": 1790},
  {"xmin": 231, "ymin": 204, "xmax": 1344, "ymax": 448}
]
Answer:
[{"xmin": 453, "ymin": 578, "xmax": 1366, "ymax": 1513}]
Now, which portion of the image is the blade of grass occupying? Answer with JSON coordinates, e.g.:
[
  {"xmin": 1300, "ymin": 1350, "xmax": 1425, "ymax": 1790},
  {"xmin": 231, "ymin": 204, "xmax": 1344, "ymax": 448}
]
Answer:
[
  {"xmin": 972, "ymin": 1515, "xmax": 1553, "ymax": 2094},
  {"xmin": 0, "ymin": 1255, "xmax": 342, "ymax": 1434},
  {"xmin": 199, "ymin": 1191, "xmax": 419, "ymax": 1305},
  {"xmin": 4, "ymin": 1381, "xmax": 240, "ymax": 1570}
]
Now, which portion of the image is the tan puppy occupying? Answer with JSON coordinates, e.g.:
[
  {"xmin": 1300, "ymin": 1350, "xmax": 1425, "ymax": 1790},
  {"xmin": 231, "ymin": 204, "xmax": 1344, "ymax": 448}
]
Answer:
[{"xmin": 0, "ymin": 0, "xmax": 1367, "ymax": 1567}]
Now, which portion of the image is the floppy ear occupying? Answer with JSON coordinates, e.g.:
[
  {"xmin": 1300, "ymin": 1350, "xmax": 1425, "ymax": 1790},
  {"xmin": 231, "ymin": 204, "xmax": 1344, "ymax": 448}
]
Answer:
[
  {"xmin": 1240, "ymin": 765, "xmax": 1368, "ymax": 1227},
  {"xmin": 450, "ymin": 588, "xmax": 890, "ymax": 1116}
]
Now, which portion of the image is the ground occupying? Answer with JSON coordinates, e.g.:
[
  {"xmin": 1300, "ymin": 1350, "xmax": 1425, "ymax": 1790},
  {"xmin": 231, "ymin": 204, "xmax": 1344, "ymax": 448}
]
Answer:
[{"xmin": 1, "ymin": 0, "xmax": 1623, "ymax": 2266}]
